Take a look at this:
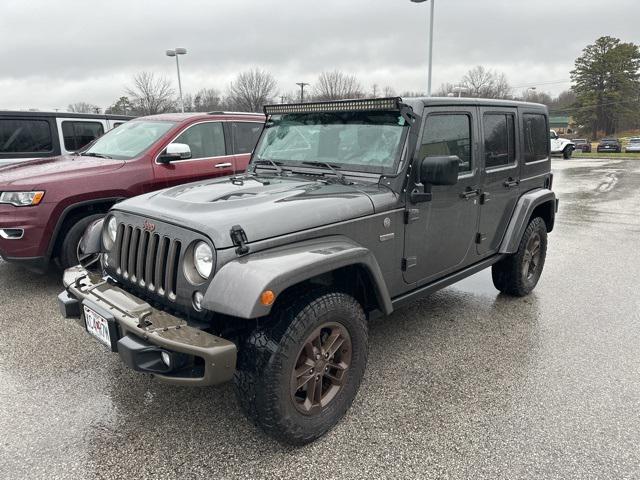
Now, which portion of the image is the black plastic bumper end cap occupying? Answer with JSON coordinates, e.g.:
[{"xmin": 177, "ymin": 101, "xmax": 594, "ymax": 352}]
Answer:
[{"xmin": 58, "ymin": 291, "xmax": 80, "ymax": 318}]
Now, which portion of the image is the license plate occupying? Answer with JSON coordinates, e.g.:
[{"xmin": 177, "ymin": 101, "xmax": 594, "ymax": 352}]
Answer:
[{"xmin": 84, "ymin": 305, "xmax": 112, "ymax": 348}]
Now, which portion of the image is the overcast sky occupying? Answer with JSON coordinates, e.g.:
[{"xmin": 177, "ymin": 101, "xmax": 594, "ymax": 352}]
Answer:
[{"xmin": 1, "ymin": 0, "xmax": 638, "ymax": 111}]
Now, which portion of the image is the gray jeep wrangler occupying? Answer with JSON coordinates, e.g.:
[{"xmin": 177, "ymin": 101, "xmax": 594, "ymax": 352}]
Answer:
[{"xmin": 59, "ymin": 97, "xmax": 557, "ymax": 445}]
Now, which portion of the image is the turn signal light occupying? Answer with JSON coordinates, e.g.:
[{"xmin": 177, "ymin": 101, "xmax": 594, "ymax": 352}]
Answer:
[{"xmin": 260, "ymin": 290, "xmax": 276, "ymax": 306}]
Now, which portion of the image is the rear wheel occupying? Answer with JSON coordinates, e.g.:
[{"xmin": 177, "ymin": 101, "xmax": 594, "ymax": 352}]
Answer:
[
  {"xmin": 59, "ymin": 214, "xmax": 103, "ymax": 270},
  {"xmin": 492, "ymin": 217, "xmax": 547, "ymax": 296},
  {"xmin": 234, "ymin": 290, "xmax": 368, "ymax": 445}
]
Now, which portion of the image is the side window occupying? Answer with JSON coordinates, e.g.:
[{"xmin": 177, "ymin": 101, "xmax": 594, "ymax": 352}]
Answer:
[
  {"xmin": 62, "ymin": 121, "xmax": 104, "ymax": 151},
  {"xmin": 174, "ymin": 122, "xmax": 225, "ymax": 159},
  {"xmin": 420, "ymin": 114, "xmax": 472, "ymax": 173},
  {"xmin": 232, "ymin": 122, "xmax": 262, "ymax": 154},
  {"xmin": 483, "ymin": 113, "xmax": 516, "ymax": 169},
  {"xmin": 0, "ymin": 119, "xmax": 53, "ymax": 153},
  {"xmin": 523, "ymin": 114, "xmax": 549, "ymax": 162},
  {"xmin": 113, "ymin": 122, "xmax": 125, "ymax": 128}
]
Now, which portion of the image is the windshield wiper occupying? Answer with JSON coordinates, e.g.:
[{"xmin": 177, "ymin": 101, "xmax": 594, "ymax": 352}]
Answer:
[
  {"xmin": 81, "ymin": 152, "xmax": 112, "ymax": 159},
  {"xmin": 253, "ymin": 158, "xmax": 283, "ymax": 175},
  {"xmin": 302, "ymin": 161, "xmax": 351, "ymax": 185}
]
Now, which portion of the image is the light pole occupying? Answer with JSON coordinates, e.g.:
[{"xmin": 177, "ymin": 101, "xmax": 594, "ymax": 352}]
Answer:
[
  {"xmin": 296, "ymin": 82, "xmax": 310, "ymax": 103},
  {"xmin": 166, "ymin": 48, "xmax": 187, "ymax": 112},
  {"xmin": 411, "ymin": 0, "xmax": 435, "ymax": 96},
  {"xmin": 526, "ymin": 87, "xmax": 537, "ymax": 101}
]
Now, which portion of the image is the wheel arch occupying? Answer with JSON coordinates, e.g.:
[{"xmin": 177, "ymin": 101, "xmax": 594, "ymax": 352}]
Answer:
[
  {"xmin": 47, "ymin": 197, "xmax": 124, "ymax": 259},
  {"xmin": 203, "ymin": 236, "xmax": 393, "ymax": 319},
  {"xmin": 499, "ymin": 188, "xmax": 557, "ymax": 255}
]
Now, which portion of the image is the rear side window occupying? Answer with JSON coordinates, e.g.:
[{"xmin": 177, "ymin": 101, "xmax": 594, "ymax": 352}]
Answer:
[
  {"xmin": 0, "ymin": 119, "xmax": 53, "ymax": 153},
  {"xmin": 523, "ymin": 114, "xmax": 549, "ymax": 162},
  {"xmin": 174, "ymin": 122, "xmax": 225, "ymax": 159},
  {"xmin": 483, "ymin": 113, "xmax": 516, "ymax": 168},
  {"xmin": 420, "ymin": 114, "xmax": 472, "ymax": 173},
  {"xmin": 232, "ymin": 122, "xmax": 263, "ymax": 154},
  {"xmin": 62, "ymin": 121, "xmax": 104, "ymax": 151}
]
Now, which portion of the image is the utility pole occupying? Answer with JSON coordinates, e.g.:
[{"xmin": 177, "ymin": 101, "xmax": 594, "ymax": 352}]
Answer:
[
  {"xmin": 280, "ymin": 95, "xmax": 287, "ymax": 104},
  {"xmin": 296, "ymin": 82, "xmax": 310, "ymax": 103}
]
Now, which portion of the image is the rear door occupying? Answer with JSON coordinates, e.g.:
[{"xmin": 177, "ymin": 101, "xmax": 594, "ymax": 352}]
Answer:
[
  {"xmin": 153, "ymin": 121, "xmax": 233, "ymax": 188},
  {"xmin": 402, "ymin": 105, "xmax": 481, "ymax": 285},
  {"xmin": 476, "ymin": 107, "xmax": 520, "ymax": 256},
  {"xmin": 229, "ymin": 121, "xmax": 263, "ymax": 173}
]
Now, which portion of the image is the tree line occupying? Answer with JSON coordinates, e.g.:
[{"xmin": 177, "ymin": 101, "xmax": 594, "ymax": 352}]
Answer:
[{"xmin": 69, "ymin": 35, "xmax": 640, "ymax": 137}]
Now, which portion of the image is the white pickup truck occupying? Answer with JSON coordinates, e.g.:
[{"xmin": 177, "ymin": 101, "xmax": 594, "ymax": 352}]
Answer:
[{"xmin": 550, "ymin": 130, "xmax": 575, "ymax": 159}]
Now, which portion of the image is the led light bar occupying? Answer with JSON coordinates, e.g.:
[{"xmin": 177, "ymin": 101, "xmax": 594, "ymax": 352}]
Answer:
[{"xmin": 264, "ymin": 97, "xmax": 402, "ymax": 115}]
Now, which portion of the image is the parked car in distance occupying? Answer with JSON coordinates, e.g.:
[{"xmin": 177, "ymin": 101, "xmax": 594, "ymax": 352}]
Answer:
[
  {"xmin": 60, "ymin": 97, "xmax": 557, "ymax": 445},
  {"xmin": 549, "ymin": 130, "xmax": 574, "ymax": 158},
  {"xmin": 624, "ymin": 137, "xmax": 640, "ymax": 153},
  {"xmin": 597, "ymin": 137, "xmax": 622, "ymax": 153},
  {"xmin": 0, "ymin": 111, "xmax": 132, "ymax": 167},
  {"xmin": 0, "ymin": 111, "xmax": 264, "ymax": 271},
  {"xmin": 572, "ymin": 138, "xmax": 591, "ymax": 153}
]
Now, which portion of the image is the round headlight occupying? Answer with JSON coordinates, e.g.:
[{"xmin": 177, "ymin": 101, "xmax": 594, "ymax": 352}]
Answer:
[
  {"xmin": 103, "ymin": 216, "xmax": 118, "ymax": 250},
  {"xmin": 193, "ymin": 242, "xmax": 213, "ymax": 279}
]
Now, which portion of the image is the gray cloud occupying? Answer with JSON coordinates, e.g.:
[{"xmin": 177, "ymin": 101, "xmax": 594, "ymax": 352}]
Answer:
[{"xmin": 0, "ymin": 0, "xmax": 638, "ymax": 110}]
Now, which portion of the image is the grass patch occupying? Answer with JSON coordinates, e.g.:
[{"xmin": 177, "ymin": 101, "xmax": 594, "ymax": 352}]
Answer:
[{"xmin": 573, "ymin": 151, "xmax": 640, "ymax": 159}]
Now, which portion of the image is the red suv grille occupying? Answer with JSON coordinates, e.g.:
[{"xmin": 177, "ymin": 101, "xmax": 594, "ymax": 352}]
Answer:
[{"xmin": 114, "ymin": 224, "xmax": 182, "ymax": 300}]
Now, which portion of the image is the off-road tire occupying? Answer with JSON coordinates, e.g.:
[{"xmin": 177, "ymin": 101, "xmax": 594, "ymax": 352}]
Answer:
[
  {"xmin": 59, "ymin": 214, "xmax": 104, "ymax": 270},
  {"xmin": 234, "ymin": 290, "xmax": 368, "ymax": 445},
  {"xmin": 492, "ymin": 217, "xmax": 547, "ymax": 296},
  {"xmin": 563, "ymin": 146, "xmax": 573, "ymax": 159}
]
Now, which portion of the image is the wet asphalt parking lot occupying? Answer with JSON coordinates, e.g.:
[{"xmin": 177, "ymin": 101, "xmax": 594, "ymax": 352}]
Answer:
[{"xmin": 1, "ymin": 158, "xmax": 639, "ymax": 479}]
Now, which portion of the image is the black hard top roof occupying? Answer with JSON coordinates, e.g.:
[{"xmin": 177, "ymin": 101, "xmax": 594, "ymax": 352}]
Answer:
[{"xmin": 0, "ymin": 110, "xmax": 133, "ymax": 120}]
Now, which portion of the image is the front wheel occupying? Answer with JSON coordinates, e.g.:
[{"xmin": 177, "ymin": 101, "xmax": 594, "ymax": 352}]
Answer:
[
  {"xmin": 492, "ymin": 217, "xmax": 548, "ymax": 296},
  {"xmin": 234, "ymin": 291, "xmax": 368, "ymax": 445},
  {"xmin": 59, "ymin": 214, "xmax": 104, "ymax": 270},
  {"xmin": 563, "ymin": 146, "xmax": 573, "ymax": 159}
]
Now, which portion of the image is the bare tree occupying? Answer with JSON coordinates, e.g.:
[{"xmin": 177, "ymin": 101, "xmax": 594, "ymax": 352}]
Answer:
[
  {"xmin": 126, "ymin": 72, "xmax": 176, "ymax": 115},
  {"xmin": 461, "ymin": 66, "xmax": 512, "ymax": 99},
  {"xmin": 68, "ymin": 102, "xmax": 100, "ymax": 113},
  {"xmin": 226, "ymin": 69, "xmax": 277, "ymax": 112},
  {"xmin": 382, "ymin": 86, "xmax": 397, "ymax": 97},
  {"xmin": 193, "ymin": 88, "xmax": 223, "ymax": 112},
  {"xmin": 314, "ymin": 71, "xmax": 364, "ymax": 100}
]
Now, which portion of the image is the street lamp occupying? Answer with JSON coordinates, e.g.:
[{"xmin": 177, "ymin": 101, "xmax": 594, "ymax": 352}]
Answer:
[
  {"xmin": 296, "ymin": 82, "xmax": 310, "ymax": 103},
  {"xmin": 526, "ymin": 87, "xmax": 537, "ymax": 101},
  {"xmin": 166, "ymin": 47, "xmax": 187, "ymax": 112},
  {"xmin": 411, "ymin": 0, "xmax": 435, "ymax": 97}
]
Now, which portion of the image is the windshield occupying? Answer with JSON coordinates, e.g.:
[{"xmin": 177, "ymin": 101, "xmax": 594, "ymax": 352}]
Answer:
[
  {"xmin": 83, "ymin": 120, "xmax": 175, "ymax": 160},
  {"xmin": 253, "ymin": 111, "xmax": 407, "ymax": 173}
]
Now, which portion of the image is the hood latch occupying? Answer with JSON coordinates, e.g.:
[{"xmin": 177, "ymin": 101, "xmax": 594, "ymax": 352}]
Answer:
[{"xmin": 230, "ymin": 225, "xmax": 250, "ymax": 256}]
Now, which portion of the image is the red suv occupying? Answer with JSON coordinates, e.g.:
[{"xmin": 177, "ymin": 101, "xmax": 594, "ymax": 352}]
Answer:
[{"xmin": 0, "ymin": 111, "xmax": 264, "ymax": 271}]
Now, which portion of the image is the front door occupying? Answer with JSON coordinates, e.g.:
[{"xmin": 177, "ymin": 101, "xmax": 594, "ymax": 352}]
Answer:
[
  {"xmin": 403, "ymin": 106, "xmax": 481, "ymax": 285},
  {"xmin": 153, "ymin": 121, "xmax": 235, "ymax": 188},
  {"xmin": 476, "ymin": 108, "xmax": 520, "ymax": 256}
]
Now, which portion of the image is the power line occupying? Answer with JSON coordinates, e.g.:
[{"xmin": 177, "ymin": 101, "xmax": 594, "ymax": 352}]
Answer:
[
  {"xmin": 512, "ymin": 79, "xmax": 572, "ymax": 89},
  {"xmin": 548, "ymin": 98, "xmax": 639, "ymax": 114}
]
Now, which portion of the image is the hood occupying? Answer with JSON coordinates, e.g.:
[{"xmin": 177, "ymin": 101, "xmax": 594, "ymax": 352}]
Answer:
[
  {"xmin": 115, "ymin": 174, "xmax": 386, "ymax": 248},
  {"xmin": 0, "ymin": 155, "xmax": 126, "ymax": 189}
]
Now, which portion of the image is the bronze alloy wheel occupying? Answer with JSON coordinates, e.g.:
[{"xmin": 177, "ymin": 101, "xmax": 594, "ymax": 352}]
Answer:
[
  {"xmin": 522, "ymin": 232, "xmax": 542, "ymax": 282},
  {"xmin": 290, "ymin": 322, "xmax": 352, "ymax": 415}
]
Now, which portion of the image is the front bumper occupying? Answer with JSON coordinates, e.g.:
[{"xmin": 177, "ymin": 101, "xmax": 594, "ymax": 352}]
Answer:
[{"xmin": 60, "ymin": 265, "xmax": 237, "ymax": 386}]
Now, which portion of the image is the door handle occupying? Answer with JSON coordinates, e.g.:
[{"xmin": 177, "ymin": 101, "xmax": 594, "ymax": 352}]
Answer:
[
  {"xmin": 215, "ymin": 162, "xmax": 233, "ymax": 168},
  {"xmin": 503, "ymin": 178, "xmax": 520, "ymax": 188},
  {"xmin": 460, "ymin": 188, "xmax": 481, "ymax": 200}
]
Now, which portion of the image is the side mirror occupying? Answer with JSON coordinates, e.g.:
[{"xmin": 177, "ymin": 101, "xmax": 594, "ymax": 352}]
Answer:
[
  {"xmin": 158, "ymin": 143, "xmax": 192, "ymax": 164},
  {"xmin": 411, "ymin": 155, "xmax": 459, "ymax": 203},
  {"xmin": 549, "ymin": 131, "xmax": 557, "ymax": 140},
  {"xmin": 420, "ymin": 155, "xmax": 460, "ymax": 186}
]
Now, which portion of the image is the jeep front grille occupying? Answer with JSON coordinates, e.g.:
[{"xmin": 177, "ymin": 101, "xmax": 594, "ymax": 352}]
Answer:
[{"xmin": 115, "ymin": 224, "xmax": 182, "ymax": 300}]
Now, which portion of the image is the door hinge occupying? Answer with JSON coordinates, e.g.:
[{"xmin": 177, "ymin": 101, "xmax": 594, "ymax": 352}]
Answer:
[
  {"xmin": 230, "ymin": 225, "xmax": 250, "ymax": 255},
  {"xmin": 402, "ymin": 257, "xmax": 417, "ymax": 271},
  {"xmin": 404, "ymin": 209, "xmax": 420, "ymax": 224},
  {"xmin": 475, "ymin": 233, "xmax": 487, "ymax": 244}
]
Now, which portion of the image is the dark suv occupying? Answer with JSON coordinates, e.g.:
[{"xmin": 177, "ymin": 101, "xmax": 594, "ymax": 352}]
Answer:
[
  {"xmin": 60, "ymin": 97, "xmax": 557, "ymax": 445},
  {"xmin": 597, "ymin": 137, "xmax": 622, "ymax": 153},
  {"xmin": 0, "ymin": 112, "xmax": 264, "ymax": 271}
]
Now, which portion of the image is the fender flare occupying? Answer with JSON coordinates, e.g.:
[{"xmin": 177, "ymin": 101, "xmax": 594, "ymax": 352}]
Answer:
[
  {"xmin": 78, "ymin": 218, "xmax": 104, "ymax": 255},
  {"xmin": 499, "ymin": 188, "xmax": 557, "ymax": 254},
  {"xmin": 203, "ymin": 236, "xmax": 393, "ymax": 319}
]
